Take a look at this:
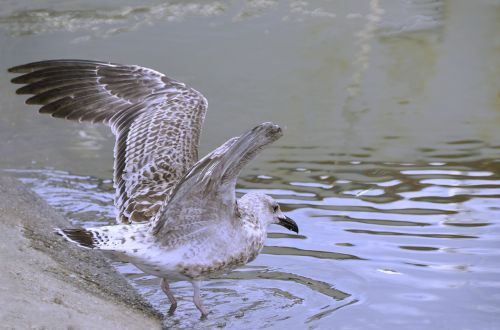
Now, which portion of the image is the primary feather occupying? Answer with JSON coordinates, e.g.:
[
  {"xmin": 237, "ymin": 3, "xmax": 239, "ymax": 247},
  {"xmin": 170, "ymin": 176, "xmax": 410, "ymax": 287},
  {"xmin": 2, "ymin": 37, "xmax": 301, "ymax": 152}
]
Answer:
[{"xmin": 9, "ymin": 59, "xmax": 207, "ymax": 224}]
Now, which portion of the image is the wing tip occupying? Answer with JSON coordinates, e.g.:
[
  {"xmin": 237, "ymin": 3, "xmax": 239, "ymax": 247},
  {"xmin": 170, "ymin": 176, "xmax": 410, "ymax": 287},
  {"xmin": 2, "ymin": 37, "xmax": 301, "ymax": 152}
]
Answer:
[
  {"xmin": 10, "ymin": 75, "xmax": 28, "ymax": 84},
  {"xmin": 7, "ymin": 66, "xmax": 20, "ymax": 74},
  {"xmin": 8, "ymin": 60, "xmax": 48, "ymax": 74},
  {"xmin": 252, "ymin": 122, "xmax": 284, "ymax": 142}
]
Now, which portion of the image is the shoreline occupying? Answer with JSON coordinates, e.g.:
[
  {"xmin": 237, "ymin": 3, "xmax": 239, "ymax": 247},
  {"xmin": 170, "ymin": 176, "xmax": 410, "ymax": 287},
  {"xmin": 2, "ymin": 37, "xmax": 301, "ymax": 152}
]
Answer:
[{"xmin": 0, "ymin": 175, "xmax": 163, "ymax": 329}]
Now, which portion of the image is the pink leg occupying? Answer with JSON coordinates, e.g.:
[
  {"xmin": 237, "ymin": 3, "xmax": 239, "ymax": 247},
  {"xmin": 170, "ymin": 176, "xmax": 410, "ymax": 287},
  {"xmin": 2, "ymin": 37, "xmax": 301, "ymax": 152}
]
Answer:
[
  {"xmin": 161, "ymin": 278, "xmax": 177, "ymax": 315},
  {"xmin": 192, "ymin": 280, "xmax": 209, "ymax": 318}
]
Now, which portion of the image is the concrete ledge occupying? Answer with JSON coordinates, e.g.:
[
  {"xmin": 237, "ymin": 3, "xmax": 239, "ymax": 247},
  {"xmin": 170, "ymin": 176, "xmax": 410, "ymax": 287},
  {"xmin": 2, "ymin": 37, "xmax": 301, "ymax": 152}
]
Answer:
[{"xmin": 0, "ymin": 175, "xmax": 163, "ymax": 329}]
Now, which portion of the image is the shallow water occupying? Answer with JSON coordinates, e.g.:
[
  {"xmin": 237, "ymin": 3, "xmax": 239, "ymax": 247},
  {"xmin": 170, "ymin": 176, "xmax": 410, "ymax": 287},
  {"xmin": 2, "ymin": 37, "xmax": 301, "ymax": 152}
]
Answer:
[{"xmin": 1, "ymin": 1, "xmax": 499, "ymax": 329}]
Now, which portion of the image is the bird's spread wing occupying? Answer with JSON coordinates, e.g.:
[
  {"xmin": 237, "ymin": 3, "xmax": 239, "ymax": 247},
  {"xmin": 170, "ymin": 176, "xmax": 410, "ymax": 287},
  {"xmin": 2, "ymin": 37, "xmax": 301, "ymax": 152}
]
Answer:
[
  {"xmin": 151, "ymin": 122, "xmax": 283, "ymax": 242},
  {"xmin": 9, "ymin": 60, "xmax": 207, "ymax": 224}
]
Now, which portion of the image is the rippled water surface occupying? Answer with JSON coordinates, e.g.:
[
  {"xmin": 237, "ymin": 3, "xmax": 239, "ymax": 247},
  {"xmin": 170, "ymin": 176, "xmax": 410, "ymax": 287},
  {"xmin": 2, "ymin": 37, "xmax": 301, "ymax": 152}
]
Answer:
[{"xmin": 1, "ymin": 1, "xmax": 499, "ymax": 329}]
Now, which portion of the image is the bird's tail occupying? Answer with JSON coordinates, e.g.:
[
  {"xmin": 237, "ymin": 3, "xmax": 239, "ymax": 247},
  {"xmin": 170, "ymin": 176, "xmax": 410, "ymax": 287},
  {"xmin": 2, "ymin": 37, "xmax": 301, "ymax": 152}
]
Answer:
[{"xmin": 55, "ymin": 228, "xmax": 107, "ymax": 249}]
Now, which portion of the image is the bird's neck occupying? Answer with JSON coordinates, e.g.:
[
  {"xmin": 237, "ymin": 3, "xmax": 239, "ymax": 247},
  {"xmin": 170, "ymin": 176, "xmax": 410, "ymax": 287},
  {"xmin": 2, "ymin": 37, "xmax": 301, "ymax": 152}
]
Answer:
[{"xmin": 236, "ymin": 199, "xmax": 266, "ymax": 237}]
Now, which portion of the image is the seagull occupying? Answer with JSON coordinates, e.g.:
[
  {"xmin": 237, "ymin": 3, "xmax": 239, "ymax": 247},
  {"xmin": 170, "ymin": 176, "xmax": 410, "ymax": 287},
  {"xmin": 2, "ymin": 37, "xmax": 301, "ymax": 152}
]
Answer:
[{"xmin": 8, "ymin": 60, "xmax": 299, "ymax": 318}]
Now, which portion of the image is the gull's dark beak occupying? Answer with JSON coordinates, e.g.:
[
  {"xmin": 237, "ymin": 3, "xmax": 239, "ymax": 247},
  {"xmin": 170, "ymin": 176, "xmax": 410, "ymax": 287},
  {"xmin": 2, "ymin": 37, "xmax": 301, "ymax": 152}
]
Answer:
[{"xmin": 278, "ymin": 215, "xmax": 299, "ymax": 234}]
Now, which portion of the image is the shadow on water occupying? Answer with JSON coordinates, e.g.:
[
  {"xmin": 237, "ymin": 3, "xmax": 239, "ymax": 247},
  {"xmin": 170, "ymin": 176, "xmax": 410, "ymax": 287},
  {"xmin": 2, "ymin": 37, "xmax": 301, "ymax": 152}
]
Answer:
[
  {"xmin": 262, "ymin": 246, "xmax": 364, "ymax": 261},
  {"xmin": 219, "ymin": 269, "xmax": 350, "ymax": 301}
]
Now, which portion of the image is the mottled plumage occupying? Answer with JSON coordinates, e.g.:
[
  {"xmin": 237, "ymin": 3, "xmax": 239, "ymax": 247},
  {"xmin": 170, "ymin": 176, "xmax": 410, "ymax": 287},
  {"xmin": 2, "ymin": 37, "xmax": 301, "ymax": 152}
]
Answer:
[
  {"xmin": 9, "ymin": 60, "xmax": 298, "ymax": 318},
  {"xmin": 9, "ymin": 59, "xmax": 206, "ymax": 224}
]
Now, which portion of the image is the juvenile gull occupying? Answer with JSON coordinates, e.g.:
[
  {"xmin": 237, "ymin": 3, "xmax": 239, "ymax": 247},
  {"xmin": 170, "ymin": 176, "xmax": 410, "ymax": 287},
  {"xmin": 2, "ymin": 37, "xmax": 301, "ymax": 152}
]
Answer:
[{"xmin": 8, "ymin": 60, "xmax": 298, "ymax": 318}]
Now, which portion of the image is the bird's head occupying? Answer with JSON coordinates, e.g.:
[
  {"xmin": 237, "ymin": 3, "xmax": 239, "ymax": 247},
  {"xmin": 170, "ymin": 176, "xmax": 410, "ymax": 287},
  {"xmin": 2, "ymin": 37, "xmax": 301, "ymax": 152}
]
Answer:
[{"xmin": 239, "ymin": 192, "xmax": 298, "ymax": 233}]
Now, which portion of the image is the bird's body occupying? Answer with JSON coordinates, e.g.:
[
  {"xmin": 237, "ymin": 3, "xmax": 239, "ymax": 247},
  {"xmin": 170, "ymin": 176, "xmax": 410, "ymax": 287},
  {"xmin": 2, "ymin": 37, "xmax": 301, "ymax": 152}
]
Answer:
[
  {"xmin": 60, "ymin": 192, "xmax": 269, "ymax": 281},
  {"xmin": 9, "ymin": 59, "xmax": 298, "ymax": 318}
]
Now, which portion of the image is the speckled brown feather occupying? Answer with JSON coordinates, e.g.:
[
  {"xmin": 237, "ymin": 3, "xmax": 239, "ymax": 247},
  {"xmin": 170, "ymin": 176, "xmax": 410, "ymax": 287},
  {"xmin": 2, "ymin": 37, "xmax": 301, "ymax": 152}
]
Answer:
[{"xmin": 9, "ymin": 60, "xmax": 207, "ymax": 224}]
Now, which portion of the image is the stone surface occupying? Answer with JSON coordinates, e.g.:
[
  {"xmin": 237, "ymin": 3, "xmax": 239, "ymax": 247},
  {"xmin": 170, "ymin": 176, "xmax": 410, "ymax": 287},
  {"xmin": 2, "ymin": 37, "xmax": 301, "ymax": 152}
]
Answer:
[{"xmin": 0, "ymin": 175, "xmax": 163, "ymax": 330}]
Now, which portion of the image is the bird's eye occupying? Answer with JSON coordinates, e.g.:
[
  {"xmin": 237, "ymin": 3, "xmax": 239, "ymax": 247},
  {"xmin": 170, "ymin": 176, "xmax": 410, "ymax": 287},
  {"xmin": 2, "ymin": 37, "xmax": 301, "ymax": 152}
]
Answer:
[{"xmin": 272, "ymin": 205, "xmax": 279, "ymax": 213}]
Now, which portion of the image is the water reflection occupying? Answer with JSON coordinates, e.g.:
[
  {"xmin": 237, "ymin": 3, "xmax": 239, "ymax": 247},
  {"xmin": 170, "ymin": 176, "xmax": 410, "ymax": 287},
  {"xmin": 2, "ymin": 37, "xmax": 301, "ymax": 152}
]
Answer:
[{"xmin": 0, "ymin": 1, "xmax": 227, "ymax": 38}]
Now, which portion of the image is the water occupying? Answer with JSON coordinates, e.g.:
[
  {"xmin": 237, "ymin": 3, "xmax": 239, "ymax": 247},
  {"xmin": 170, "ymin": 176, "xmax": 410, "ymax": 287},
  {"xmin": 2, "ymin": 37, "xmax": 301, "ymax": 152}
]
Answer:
[{"xmin": 1, "ymin": 1, "xmax": 499, "ymax": 329}]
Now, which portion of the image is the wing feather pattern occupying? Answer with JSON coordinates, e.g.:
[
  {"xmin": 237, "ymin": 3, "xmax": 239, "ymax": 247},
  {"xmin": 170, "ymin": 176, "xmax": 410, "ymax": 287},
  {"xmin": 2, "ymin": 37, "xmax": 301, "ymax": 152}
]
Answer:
[
  {"xmin": 151, "ymin": 122, "xmax": 283, "ymax": 242},
  {"xmin": 9, "ymin": 59, "xmax": 207, "ymax": 223}
]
